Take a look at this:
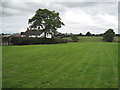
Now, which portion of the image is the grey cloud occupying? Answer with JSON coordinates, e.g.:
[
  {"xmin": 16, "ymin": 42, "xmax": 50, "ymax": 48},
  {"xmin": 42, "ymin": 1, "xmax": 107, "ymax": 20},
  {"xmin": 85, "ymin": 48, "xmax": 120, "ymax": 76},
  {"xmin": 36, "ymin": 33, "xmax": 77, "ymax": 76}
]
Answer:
[
  {"xmin": 56, "ymin": 2, "xmax": 98, "ymax": 8},
  {"xmin": 24, "ymin": 2, "xmax": 66, "ymax": 14},
  {"xmin": 2, "ymin": 2, "xmax": 35, "ymax": 16},
  {"xmin": 56, "ymin": 2, "xmax": 117, "ymax": 16},
  {"xmin": 2, "ymin": 2, "xmax": 34, "ymax": 12},
  {"xmin": 2, "ymin": 2, "xmax": 117, "ymax": 17},
  {"xmin": 1, "ymin": 2, "xmax": 66, "ymax": 17}
]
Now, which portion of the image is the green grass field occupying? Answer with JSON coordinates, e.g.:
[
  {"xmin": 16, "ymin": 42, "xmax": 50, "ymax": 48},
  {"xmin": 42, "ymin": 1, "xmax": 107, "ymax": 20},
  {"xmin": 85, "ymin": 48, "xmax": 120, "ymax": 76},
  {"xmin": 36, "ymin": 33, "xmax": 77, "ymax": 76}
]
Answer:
[
  {"xmin": 2, "ymin": 42, "xmax": 118, "ymax": 88},
  {"xmin": 64, "ymin": 36, "xmax": 119, "ymax": 42}
]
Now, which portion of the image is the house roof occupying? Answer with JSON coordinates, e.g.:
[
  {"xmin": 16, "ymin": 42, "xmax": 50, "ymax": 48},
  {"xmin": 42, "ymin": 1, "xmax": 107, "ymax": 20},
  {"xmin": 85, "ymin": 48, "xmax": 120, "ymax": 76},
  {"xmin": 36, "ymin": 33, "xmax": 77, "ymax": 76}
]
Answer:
[
  {"xmin": 12, "ymin": 33, "xmax": 21, "ymax": 37},
  {"xmin": 23, "ymin": 30, "xmax": 43, "ymax": 35},
  {"xmin": 2, "ymin": 35, "xmax": 12, "ymax": 37}
]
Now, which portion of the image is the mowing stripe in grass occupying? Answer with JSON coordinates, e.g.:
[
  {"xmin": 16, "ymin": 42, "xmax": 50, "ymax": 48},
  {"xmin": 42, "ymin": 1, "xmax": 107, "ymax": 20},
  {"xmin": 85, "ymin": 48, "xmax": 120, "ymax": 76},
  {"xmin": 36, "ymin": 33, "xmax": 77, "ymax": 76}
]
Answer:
[
  {"xmin": 93, "ymin": 43, "xmax": 118, "ymax": 88},
  {"xmin": 34, "ymin": 44, "xmax": 91, "ymax": 88}
]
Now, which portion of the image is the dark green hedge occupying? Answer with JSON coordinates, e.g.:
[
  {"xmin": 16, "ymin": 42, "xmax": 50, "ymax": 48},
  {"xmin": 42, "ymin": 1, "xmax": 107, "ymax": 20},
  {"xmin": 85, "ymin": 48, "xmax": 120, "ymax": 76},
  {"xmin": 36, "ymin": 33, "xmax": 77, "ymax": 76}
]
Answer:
[{"xmin": 10, "ymin": 37, "xmax": 67, "ymax": 45}]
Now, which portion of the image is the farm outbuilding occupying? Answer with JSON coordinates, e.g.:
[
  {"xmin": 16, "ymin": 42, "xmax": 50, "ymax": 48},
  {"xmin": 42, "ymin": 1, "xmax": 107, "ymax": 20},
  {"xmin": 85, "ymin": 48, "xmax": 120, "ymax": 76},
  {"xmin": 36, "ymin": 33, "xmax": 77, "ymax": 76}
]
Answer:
[{"xmin": 2, "ymin": 35, "xmax": 12, "ymax": 45}]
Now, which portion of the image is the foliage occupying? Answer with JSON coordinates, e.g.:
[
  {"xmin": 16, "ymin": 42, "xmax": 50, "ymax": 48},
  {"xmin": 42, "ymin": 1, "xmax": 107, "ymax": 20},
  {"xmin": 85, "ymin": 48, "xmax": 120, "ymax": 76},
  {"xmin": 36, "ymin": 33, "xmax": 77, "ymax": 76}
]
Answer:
[
  {"xmin": 86, "ymin": 32, "xmax": 91, "ymax": 36},
  {"xmin": 103, "ymin": 29, "xmax": 115, "ymax": 42},
  {"xmin": 71, "ymin": 34, "xmax": 79, "ymax": 42},
  {"xmin": 10, "ymin": 37, "xmax": 67, "ymax": 45},
  {"xmin": 28, "ymin": 9, "xmax": 64, "ymax": 38},
  {"xmin": 21, "ymin": 32, "xmax": 24, "ymax": 35},
  {"xmin": 79, "ymin": 33, "xmax": 83, "ymax": 36}
]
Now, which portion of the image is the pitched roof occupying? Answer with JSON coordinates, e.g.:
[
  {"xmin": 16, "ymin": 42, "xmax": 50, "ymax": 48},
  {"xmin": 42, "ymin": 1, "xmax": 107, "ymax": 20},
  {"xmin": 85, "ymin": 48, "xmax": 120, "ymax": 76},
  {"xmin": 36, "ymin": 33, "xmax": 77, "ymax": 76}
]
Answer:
[
  {"xmin": 2, "ymin": 35, "xmax": 12, "ymax": 37},
  {"xmin": 23, "ymin": 30, "xmax": 43, "ymax": 35}
]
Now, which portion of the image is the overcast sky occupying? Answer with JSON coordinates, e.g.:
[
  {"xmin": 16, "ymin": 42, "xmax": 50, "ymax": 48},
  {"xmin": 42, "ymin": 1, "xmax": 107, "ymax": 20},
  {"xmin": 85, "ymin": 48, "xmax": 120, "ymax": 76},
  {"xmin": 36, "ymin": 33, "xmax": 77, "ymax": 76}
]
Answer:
[{"xmin": 1, "ymin": 0, "xmax": 119, "ymax": 34}]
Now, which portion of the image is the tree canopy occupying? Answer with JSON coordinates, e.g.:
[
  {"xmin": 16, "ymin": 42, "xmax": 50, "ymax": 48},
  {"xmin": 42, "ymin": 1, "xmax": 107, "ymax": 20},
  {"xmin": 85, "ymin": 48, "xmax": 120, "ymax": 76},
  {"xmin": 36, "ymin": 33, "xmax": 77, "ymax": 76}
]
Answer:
[
  {"xmin": 86, "ymin": 32, "xmax": 91, "ymax": 36},
  {"xmin": 103, "ymin": 29, "xmax": 115, "ymax": 42},
  {"xmin": 79, "ymin": 33, "xmax": 83, "ymax": 36},
  {"xmin": 28, "ymin": 9, "xmax": 64, "ymax": 38}
]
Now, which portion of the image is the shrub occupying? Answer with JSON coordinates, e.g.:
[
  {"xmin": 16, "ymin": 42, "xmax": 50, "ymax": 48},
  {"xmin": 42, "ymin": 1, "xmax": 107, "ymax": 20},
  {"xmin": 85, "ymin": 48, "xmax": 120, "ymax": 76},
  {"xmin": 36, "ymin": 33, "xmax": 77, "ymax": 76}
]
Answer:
[
  {"xmin": 10, "ymin": 37, "xmax": 67, "ymax": 45},
  {"xmin": 103, "ymin": 29, "xmax": 115, "ymax": 42},
  {"xmin": 71, "ymin": 35, "xmax": 79, "ymax": 42}
]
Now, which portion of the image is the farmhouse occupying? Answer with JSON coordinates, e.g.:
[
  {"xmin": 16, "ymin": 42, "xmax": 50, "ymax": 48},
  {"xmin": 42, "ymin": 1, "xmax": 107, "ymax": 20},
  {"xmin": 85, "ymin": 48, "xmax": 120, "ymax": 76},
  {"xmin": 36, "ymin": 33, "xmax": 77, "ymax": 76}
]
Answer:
[{"xmin": 21, "ymin": 28, "xmax": 52, "ymax": 38}]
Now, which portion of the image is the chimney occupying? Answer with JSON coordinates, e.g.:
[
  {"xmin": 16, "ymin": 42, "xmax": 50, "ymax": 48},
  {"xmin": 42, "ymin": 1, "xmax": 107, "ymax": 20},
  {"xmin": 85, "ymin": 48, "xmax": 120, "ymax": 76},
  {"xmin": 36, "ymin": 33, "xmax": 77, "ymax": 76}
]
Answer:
[{"xmin": 27, "ymin": 28, "xmax": 29, "ymax": 31}]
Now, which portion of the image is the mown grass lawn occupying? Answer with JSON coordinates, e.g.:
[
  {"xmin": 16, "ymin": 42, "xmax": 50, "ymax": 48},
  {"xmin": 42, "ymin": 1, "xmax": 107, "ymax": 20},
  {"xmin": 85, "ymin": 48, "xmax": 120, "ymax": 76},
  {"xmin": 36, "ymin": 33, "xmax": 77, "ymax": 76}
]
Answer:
[
  {"xmin": 2, "ymin": 42, "xmax": 118, "ymax": 88},
  {"xmin": 64, "ymin": 36, "xmax": 119, "ymax": 42}
]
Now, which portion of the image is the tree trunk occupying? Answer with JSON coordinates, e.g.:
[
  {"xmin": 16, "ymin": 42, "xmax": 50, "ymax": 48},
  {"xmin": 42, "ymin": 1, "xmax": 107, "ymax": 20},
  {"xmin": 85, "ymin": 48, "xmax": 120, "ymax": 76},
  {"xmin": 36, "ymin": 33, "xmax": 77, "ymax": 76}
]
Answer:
[{"xmin": 44, "ymin": 32, "xmax": 47, "ymax": 38}]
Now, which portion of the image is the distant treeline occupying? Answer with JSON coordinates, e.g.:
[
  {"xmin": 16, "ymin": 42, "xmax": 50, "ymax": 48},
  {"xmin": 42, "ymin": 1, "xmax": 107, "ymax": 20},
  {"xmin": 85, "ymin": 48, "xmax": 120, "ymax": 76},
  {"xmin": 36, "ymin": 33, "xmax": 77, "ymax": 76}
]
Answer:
[{"xmin": 55, "ymin": 32, "xmax": 120, "ymax": 38}]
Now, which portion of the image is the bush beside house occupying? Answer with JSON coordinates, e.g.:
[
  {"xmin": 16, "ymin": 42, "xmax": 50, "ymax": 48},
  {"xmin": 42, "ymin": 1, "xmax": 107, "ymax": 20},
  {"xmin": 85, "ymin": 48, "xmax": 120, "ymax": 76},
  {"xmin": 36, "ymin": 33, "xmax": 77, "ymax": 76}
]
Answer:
[{"xmin": 10, "ymin": 37, "xmax": 67, "ymax": 45}]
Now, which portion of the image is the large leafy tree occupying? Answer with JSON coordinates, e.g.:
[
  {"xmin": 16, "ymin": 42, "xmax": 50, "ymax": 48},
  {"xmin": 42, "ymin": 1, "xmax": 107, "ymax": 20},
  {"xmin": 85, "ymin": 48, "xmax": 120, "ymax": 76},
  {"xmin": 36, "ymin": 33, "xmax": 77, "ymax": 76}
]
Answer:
[
  {"xmin": 103, "ymin": 29, "xmax": 115, "ymax": 42},
  {"xmin": 28, "ymin": 9, "xmax": 64, "ymax": 38}
]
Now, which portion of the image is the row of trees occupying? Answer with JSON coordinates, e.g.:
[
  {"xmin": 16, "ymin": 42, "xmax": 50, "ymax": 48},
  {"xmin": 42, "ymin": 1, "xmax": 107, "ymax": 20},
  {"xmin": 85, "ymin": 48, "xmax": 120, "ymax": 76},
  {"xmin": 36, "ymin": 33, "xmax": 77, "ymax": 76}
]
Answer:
[
  {"xmin": 71, "ymin": 29, "xmax": 116, "ymax": 42},
  {"xmin": 54, "ymin": 31, "xmax": 120, "ymax": 38},
  {"xmin": 55, "ymin": 32, "xmax": 103, "ymax": 37},
  {"xmin": 69, "ymin": 29, "xmax": 115, "ymax": 42},
  {"xmin": 79, "ymin": 32, "xmax": 104, "ymax": 36},
  {"xmin": 79, "ymin": 32, "xmax": 120, "ymax": 37}
]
